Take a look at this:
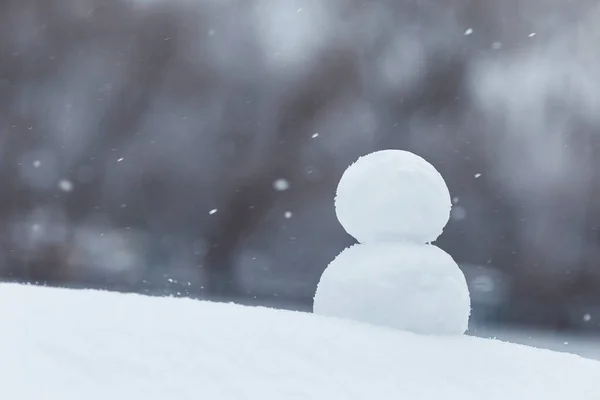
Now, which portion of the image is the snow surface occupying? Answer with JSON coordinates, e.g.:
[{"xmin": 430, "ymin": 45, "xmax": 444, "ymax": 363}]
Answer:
[
  {"xmin": 2, "ymin": 284, "xmax": 600, "ymax": 400},
  {"xmin": 334, "ymin": 149, "xmax": 451, "ymax": 244},
  {"xmin": 313, "ymin": 242, "xmax": 471, "ymax": 335}
]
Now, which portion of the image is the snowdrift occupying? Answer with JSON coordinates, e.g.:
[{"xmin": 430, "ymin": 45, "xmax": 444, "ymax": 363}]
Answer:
[{"xmin": 1, "ymin": 283, "xmax": 599, "ymax": 400}]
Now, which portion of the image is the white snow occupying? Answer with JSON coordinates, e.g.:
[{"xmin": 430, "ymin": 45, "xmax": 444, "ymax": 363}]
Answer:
[
  {"xmin": 1, "ymin": 284, "xmax": 599, "ymax": 400},
  {"xmin": 319, "ymin": 149, "xmax": 469, "ymax": 335},
  {"xmin": 313, "ymin": 242, "xmax": 470, "ymax": 335},
  {"xmin": 334, "ymin": 149, "xmax": 451, "ymax": 244},
  {"xmin": 273, "ymin": 178, "xmax": 290, "ymax": 191},
  {"xmin": 58, "ymin": 179, "xmax": 73, "ymax": 192},
  {"xmin": 209, "ymin": 208, "xmax": 218, "ymax": 215}
]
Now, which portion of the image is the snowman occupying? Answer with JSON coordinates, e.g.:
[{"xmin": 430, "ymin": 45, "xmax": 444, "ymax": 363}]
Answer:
[{"xmin": 313, "ymin": 149, "xmax": 471, "ymax": 335}]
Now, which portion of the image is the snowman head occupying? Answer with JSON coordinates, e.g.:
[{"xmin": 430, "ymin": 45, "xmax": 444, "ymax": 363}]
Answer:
[{"xmin": 335, "ymin": 149, "xmax": 452, "ymax": 244}]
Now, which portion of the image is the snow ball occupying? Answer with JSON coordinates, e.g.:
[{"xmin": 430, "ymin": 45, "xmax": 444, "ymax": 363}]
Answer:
[
  {"xmin": 335, "ymin": 149, "xmax": 451, "ymax": 244},
  {"xmin": 311, "ymin": 133, "xmax": 319, "ymax": 138},
  {"xmin": 284, "ymin": 211, "xmax": 293, "ymax": 219},
  {"xmin": 464, "ymin": 28, "xmax": 473, "ymax": 36},
  {"xmin": 273, "ymin": 178, "xmax": 290, "ymax": 191},
  {"xmin": 33, "ymin": 160, "xmax": 41, "ymax": 168},
  {"xmin": 209, "ymin": 209, "xmax": 218, "ymax": 215},
  {"xmin": 313, "ymin": 242, "xmax": 471, "ymax": 335},
  {"xmin": 474, "ymin": 173, "xmax": 482, "ymax": 178},
  {"xmin": 58, "ymin": 179, "xmax": 73, "ymax": 192}
]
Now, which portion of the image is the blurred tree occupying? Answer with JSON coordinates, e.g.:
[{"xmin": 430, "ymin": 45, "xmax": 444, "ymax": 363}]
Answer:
[{"xmin": 1, "ymin": 0, "xmax": 600, "ymax": 330}]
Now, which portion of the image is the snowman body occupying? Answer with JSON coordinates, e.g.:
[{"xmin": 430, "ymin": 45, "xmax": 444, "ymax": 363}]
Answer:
[{"xmin": 313, "ymin": 150, "xmax": 471, "ymax": 335}]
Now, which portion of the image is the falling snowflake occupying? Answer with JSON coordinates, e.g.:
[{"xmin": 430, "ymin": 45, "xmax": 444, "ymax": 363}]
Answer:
[
  {"xmin": 273, "ymin": 179, "xmax": 290, "ymax": 191},
  {"xmin": 58, "ymin": 179, "xmax": 73, "ymax": 192}
]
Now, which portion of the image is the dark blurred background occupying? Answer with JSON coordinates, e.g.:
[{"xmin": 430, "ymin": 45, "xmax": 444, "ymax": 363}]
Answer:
[{"xmin": 1, "ymin": 0, "xmax": 600, "ymax": 333}]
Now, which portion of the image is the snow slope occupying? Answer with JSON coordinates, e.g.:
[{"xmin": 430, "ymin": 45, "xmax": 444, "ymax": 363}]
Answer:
[{"xmin": 1, "ymin": 284, "xmax": 599, "ymax": 400}]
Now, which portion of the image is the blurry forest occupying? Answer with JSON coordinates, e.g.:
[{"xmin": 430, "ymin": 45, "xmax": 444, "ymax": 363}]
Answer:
[{"xmin": 1, "ymin": 0, "xmax": 600, "ymax": 331}]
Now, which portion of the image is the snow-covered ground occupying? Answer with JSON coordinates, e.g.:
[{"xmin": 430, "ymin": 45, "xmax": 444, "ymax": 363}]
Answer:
[
  {"xmin": 1, "ymin": 284, "xmax": 599, "ymax": 400},
  {"xmin": 471, "ymin": 325, "xmax": 600, "ymax": 361}
]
